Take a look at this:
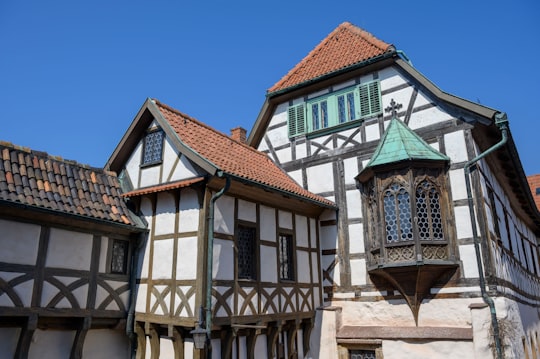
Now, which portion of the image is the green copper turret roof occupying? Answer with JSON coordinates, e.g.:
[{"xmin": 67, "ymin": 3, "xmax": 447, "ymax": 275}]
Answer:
[{"xmin": 365, "ymin": 118, "xmax": 449, "ymax": 168}]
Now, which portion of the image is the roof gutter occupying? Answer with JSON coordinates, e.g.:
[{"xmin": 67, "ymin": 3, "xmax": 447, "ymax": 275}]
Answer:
[{"xmin": 464, "ymin": 112, "xmax": 508, "ymax": 359}]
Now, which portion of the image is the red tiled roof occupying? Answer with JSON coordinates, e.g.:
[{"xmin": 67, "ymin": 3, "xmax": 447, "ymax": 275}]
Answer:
[
  {"xmin": 527, "ymin": 174, "xmax": 540, "ymax": 211},
  {"xmin": 153, "ymin": 100, "xmax": 335, "ymax": 207},
  {"xmin": 0, "ymin": 142, "xmax": 142, "ymax": 227},
  {"xmin": 122, "ymin": 177, "xmax": 205, "ymax": 197},
  {"xmin": 268, "ymin": 22, "xmax": 393, "ymax": 93}
]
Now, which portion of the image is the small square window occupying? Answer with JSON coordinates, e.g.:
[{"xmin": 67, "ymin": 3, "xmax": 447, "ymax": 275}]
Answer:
[
  {"xmin": 110, "ymin": 240, "xmax": 129, "ymax": 274},
  {"xmin": 350, "ymin": 349, "xmax": 376, "ymax": 359},
  {"xmin": 142, "ymin": 130, "xmax": 164, "ymax": 165},
  {"xmin": 536, "ymin": 187, "xmax": 540, "ymax": 195}
]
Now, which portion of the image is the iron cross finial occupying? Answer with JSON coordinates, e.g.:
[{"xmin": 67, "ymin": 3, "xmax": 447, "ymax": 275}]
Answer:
[{"xmin": 385, "ymin": 99, "xmax": 403, "ymax": 118}]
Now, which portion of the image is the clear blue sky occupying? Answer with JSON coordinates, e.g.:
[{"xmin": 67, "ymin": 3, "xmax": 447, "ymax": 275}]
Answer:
[{"xmin": 1, "ymin": 1, "xmax": 539, "ymax": 175}]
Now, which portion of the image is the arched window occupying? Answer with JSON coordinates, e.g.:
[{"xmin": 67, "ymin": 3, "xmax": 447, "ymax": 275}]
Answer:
[
  {"xmin": 383, "ymin": 183, "xmax": 413, "ymax": 243},
  {"xmin": 416, "ymin": 180, "xmax": 444, "ymax": 241}
]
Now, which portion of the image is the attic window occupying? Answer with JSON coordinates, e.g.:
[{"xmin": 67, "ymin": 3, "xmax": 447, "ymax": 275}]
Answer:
[{"xmin": 142, "ymin": 130, "xmax": 164, "ymax": 165}]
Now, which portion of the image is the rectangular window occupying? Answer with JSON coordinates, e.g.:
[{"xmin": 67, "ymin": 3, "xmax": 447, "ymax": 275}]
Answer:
[
  {"xmin": 279, "ymin": 234, "xmax": 294, "ymax": 280},
  {"xmin": 110, "ymin": 240, "xmax": 129, "ymax": 274},
  {"xmin": 350, "ymin": 349, "xmax": 376, "ymax": 359},
  {"xmin": 237, "ymin": 225, "xmax": 257, "ymax": 280},
  {"xmin": 288, "ymin": 81, "xmax": 381, "ymax": 138},
  {"xmin": 142, "ymin": 130, "xmax": 164, "ymax": 165}
]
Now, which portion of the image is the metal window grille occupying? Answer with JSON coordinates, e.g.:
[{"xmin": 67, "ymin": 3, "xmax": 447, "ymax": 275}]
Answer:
[
  {"xmin": 383, "ymin": 183, "xmax": 412, "ymax": 243},
  {"xmin": 143, "ymin": 130, "xmax": 164, "ymax": 164},
  {"xmin": 111, "ymin": 240, "xmax": 128, "ymax": 274},
  {"xmin": 279, "ymin": 234, "xmax": 293, "ymax": 280},
  {"xmin": 416, "ymin": 180, "xmax": 444, "ymax": 240},
  {"xmin": 238, "ymin": 225, "xmax": 256, "ymax": 279},
  {"xmin": 350, "ymin": 349, "xmax": 376, "ymax": 359}
]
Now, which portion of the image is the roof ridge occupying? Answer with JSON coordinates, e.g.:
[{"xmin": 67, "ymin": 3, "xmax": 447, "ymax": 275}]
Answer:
[
  {"xmin": 153, "ymin": 98, "xmax": 265, "ymax": 156},
  {"xmin": 0, "ymin": 141, "xmax": 109, "ymax": 175},
  {"xmin": 341, "ymin": 22, "xmax": 392, "ymax": 52}
]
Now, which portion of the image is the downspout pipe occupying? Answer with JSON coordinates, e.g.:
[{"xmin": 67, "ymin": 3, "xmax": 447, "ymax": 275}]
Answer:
[
  {"xmin": 205, "ymin": 172, "xmax": 230, "ymax": 356},
  {"xmin": 464, "ymin": 112, "xmax": 508, "ymax": 359}
]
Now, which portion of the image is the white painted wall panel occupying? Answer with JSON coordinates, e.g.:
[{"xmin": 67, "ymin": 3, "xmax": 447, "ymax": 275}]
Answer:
[
  {"xmin": 260, "ymin": 205, "xmax": 276, "ymax": 242},
  {"xmin": 306, "ymin": 163, "xmax": 334, "ymax": 194},
  {"xmin": 213, "ymin": 238, "xmax": 234, "ymax": 280},
  {"xmin": 214, "ymin": 195, "xmax": 235, "ymax": 235},
  {"xmin": 444, "ymin": 130, "xmax": 468, "ymax": 163},
  {"xmin": 343, "ymin": 157, "xmax": 359, "ymax": 186},
  {"xmin": 260, "ymin": 245, "xmax": 277, "ymax": 283},
  {"xmin": 169, "ymin": 155, "xmax": 200, "ymax": 182},
  {"xmin": 365, "ymin": 123, "xmax": 380, "ymax": 142},
  {"xmin": 287, "ymin": 169, "xmax": 303, "ymax": 187},
  {"xmin": 28, "ymin": 330, "xmax": 75, "ymax": 359},
  {"xmin": 255, "ymin": 335, "xmax": 267, "ymax": 359},
  {"xmin": 139, "ymin": 165, "xmax": 161, "ymax": 188},
  {"xmin": 0, "ymin": 328, "xmax": 18, "ymax": 359},
  {"xmin": 184, "ymin": 340, "xmax": 194, "ymax": 359},
  {"xmin": 449, "ymin": 168, "xmax": 467, "ymax": 201},
  {"xmin": 378, "ymin": 67, "xmax": 405, "ymax": 89},
  {"xmin": 82, "ymin": 329, "xmax": 129, "ymax": 359},
  {"xmin": 350, "ymin": 258, "xmax": 367, "ymax": 286},
  {"xmin": 346, "ymin": 190, "xmax": 362, "ymax": 219},
  {"xmin": 295, "ymin": 141, "xmax": 307, "ymax": 160},
  {"xmin": 297, "ymin": 251, "xmax": 310, "ymax": 283},
  {"xmin": 179, "ymin": 189, "xmax": 200, "ymax": 233},
  {"xmin": 159, "ymin": 337, "xmax": 175, "ymax": 359},
  {"xmin": 454, "ymin": 205, "xmax": 474, "ymax": 239},
  {"xmin": 295, "ymin": 215, "xmax": 309, "ymax": 248},
  {"xmin": 238, "ymin": 199, "xmax": 256, "ymax": 222},
  {"xmin": 268, "ymin": 103, "xmax": 288, "ymax": 128},
  {"xmin": 320, "ymin": 225, "xmax": 338, "ymax": 251},
  {"xmin": 310, "ymin": 218, "xmax": 317, "ymax": 248},
  {"xmin": 311, "ymin": 252, "xmax": 320, "ymax": 284},
  {"xmin": 0, "ymin": 219, "xmax": 40, "ymax": 265},
  {"xmin": 152, "ymin": 239, "xmax": 174, "ymax": 279},
  {"xmin": 279, "ymin": 210, "xmax": 293, "ymax": 230},
  {"xmin": 276, "ymin": 147, "xmax": 292, "ymax": 163},
  {"xmin": 98, "ymin": 236, "xmax": 108, "ymax": 273},
  {"xmin": 459, "ymin": 244, "xmax": 480, "ymax": 278},
  {"xmin": 265, "ymin": 123, "xmax": 289, "ymax": 149},
  {"xmin": 408, "ymin": 106, "xmax": 452, "ymax": 130},
  {"xmin": 162, "ymin": 138, "xmax": 178, "ymax": 181},
  {"xmin": 154, "ymin": 192, "xmax": 176, "ymax": 236},
  {"xmin": 125, "ymin": 142, "xmax": 142, "ymax": 189},
  {"xmin": 176, "ymin": 236, "xmax": 198, "ymax": 280},
  {"xmin": 348, "ymin": 223, "xmax": 364, "ymax": 254},
  {"xmin": 47, "ymin": 228, "xmax": 92, "ymax": 270}
]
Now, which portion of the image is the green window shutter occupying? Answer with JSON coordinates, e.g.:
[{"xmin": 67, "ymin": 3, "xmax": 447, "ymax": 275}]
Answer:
[
  {"xmin": 359, "ymin": 80, "xmax": 382, "ymax": 118},
  {"xmin": 288, "ymin": 104, "xmax": 305, "ymax": 137}
]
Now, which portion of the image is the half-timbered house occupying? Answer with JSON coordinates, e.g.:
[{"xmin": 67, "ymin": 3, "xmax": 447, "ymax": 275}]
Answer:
[
  {"xmin": 105, "ymin": 99, "xmax": 335, "ymax": 358},
  {"xmin": 248, "ymin": 22, "xmax": 540, "ymax": 358},
  {"xmin": 0, "ymin": 142, "xmax": 146, "ymax": 358}
]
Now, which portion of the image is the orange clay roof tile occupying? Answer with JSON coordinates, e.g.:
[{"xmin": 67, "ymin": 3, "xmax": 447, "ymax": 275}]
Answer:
[
  {"xmin": 0, "ymin": 142, "xmax": 142, "ymax": 227},
  {"xmin": 268, "ymin": 22, "xmax": 393, "ymax": 93},
  {"xmin": 153, "ymin": 100, "xmax": 335, "ymax": 207}
]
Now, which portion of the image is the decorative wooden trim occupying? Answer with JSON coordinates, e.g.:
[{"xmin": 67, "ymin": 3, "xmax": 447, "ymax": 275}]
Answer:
[
  {"xmin": 286, "ymin": 321, "xmax": 300, "ymax": 359},
  {"xmin": 135, "ymin": 321, "xmax": 146, "ymax": 359},
  {"xmin": 221, "ymin": 328, "xmax": 236, "ymax": 359},
  {"xmin": 148, "ymin": 323, "xmax": 160, "ymax": 359},
  {"xmin": 171, "ymin": 326, "xmax": 185, "ymax": 359},
  {"xmin": 302, "ymin": 319, "xmax": 314, "ymax": 356},
  {"xmin": 246, "ymin": 328, "xmax": 261, "ymax": 358},
  {"xmin": 87, "ymin": 235, "xmax": 101, "ymax": 309},
  {"xmin": 31, "ymin": 226, "xmax": 49, "ymax": 307},
  {"xmin": 14, "ymin": 314, "xmax": 37, "ymax": 359},
  {"xmin": 267, "ymin": 322, "xmax": 282, "ymax": 359},
  {"xmin": 70, "ymin": 316, "xmax": 91, "ymax": 359}
]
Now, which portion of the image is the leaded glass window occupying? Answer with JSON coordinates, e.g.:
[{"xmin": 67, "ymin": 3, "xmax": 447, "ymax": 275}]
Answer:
[
  {"xmin": 142, "ymin": 130, "xmax": 164, "ymax": 165},
  {"xmin": 350, "ymin": 349, "xmax": 376, "ymax": 359},
  {"xmin": 110, "ymin": 240, "xmax": 128, "ymax": 274},
  {"xmin": 279, "ymin": 234, "xmax": 294, "ymax": 280},
  {"xmin": 237, "ymin": 225, "xmax": 256, "ymax": 280},
  {"xmin": 384, "ymin": 183, "xmax": 413, "ymax": 243},
  {"xmin": 338, "ymin": 91, "xmax": 356, "ymax": 123},
  {"xmin": 416, "ymin": 180, "xmax": 444, "ymax": 240},
  {"xmin": 310, "ymin": 100, "xmax": 328, "ymax": 130}
]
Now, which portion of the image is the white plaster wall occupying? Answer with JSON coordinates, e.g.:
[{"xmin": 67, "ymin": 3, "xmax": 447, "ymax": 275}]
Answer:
[
  {"xmin": 382, "ymin": 339, "xmax": 473, "ymax": 359},
  {"xmin": 0, "ymin": 219, "xmax": 40, "ymax": 265},
  {"xmin": 350, "ymin": 258, "xmax": 367, "ymax": 286},
  {"xmin": 214, "ymin": 195, "xmax": 235, "ymax": 235},
  {"xmin": 454, "ymin": 205, "xmax": 474, "ymax": 239},
  {"xmin": 459, "ymin": 244, "xmax": 480, "ymax": 278},
  {"xmin": 378, "ymin": 67, "xmax": 405, "ymax": 90},
  {"xmin": 365, "ymin": 122, "xmax": 380, "ymax": 142},
  {"xmin": 98, "ymin": 236, "xmax": 109, "ymax": 273},
  {"xmin": 346, "ymin": 190, "xmax": 362, "ymax": 219},
  {"xmin": 238, "ymin": 199, "xmax": 256, "ymax": 222},
  {"xmin": 297, "ymin": 250, "xmax": 310, "ymax": 283},
  {"xmin": 310, "ymin": 308, "xmax": 339, "ymax": 359},
  {"xmin": 260, "ymin": 245, "xmax": 277, "ymax": 283},
  {"xmin": 295, "ymin": 215, "xmax": 309, "ymax": 248},
  {"xmin": 135, "ymin": 283, "xmax": 147, "ymax": 312},
  {"xmin": 343, "ymin": 157, "xmax": 359, "ymax": 186},
  {"xmin": 276, "ymin": 147, "xmax": 292, "ymax": 163},
  {"xmin": 154, "ymin": 192, "xmax": 176, "ymax": 236},
  {"xmin": 333, "ymin": 79, "xmax": 356, "ymax": 91},
  {"xmin": 159, "ymin": 337, "xmax": 175, "ymax": 359},
  {"xmin": 46, "ymin": 228, "xmax": 92, "ymax": 270},
  {"xmin": 260, "ymin": 205, "xmax": 276, "ymax": 242},
  {"xmin": 288, "ymin": 169, "xmax": 303, "ymax": 186},
  {"xmin": 171, "ymin": 155, "xmax": 200, "ymax": 182},
  {"xmin": 184, "ymin": 340, "xmax": 194, "ymax": 359},
  {"xmin": 28, "ymin": 329, "xmax": 75, "ymax": 359},
  {"xmin": 279, "ymin": 210, "xmax": 293, "ymax": 230},
  {"xmin": 408, "ymin": 106, "xmax": 452, "ymax": 130},
  {"xmin": 152, "ymin": 238, "xmax": 174, "ymax": 279},
  {"xmin": 254, "ymin": 335, "xmax": 267, "ymax": 359},
  {"xmin": 268, "ymin": 102, "xmax": 289, "ymax": 128},
  {"xmin": 211, "ymin": 338, "xmax": 221, "ymax": 359},
  {"xmin": 82, "ymin": 329, "xmax": 129, "ymax": 358},
  {"xmin": 311, "ymin": 252, "xmax": 320, "ymax": 284},
  {"xmin": 348, "ymin": 223, "xmax": 364, "ymax": 254},
  {"xmin": 161, "ymin": 138, "xmax": 178, "ymax": 180},
  {"xmin": 139, "ymin": 165, "xmax": 161, "ymax": 188},
  {"xmin": 449, "ymin": 168, "xmax": 467, "ymax": 201},
  {"xmin": 0, "ymin": 271, "xmax": 33, "ymax": 307},
  {"xmin": 0, "ymin": 328, "xmax": 18, "ymax": 359},
  {"xmin": 213, "ymin": 238, "xmax": 234, "ymax": 280},
  {"xmin": 176, "ymin": 236, "xmax": 198, "ymax": 280},
  {"xmin": 319, "ymin": 225, "xmax": 338, "ymax": 251},
  {"xmin": 444, "ymin": 130, "xmax": 468, "ymax": 163},
  {"xmin": 310, "ymin": 218, "xmax": 317, "ymax": 248},
  {"xmin": 295, "ymin": 141, "xmax": 307, "ymax": 161},
  {"xmin": 179, "ymin": 189, "xmax": 200, "ymax": 233},
  {"xmin": 125, "ymin": 142, "xmax": 142, "ymax": 188},
  {"xmin": 306, "ymin": 163, "xmax": 334, "ymax": 194}
]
